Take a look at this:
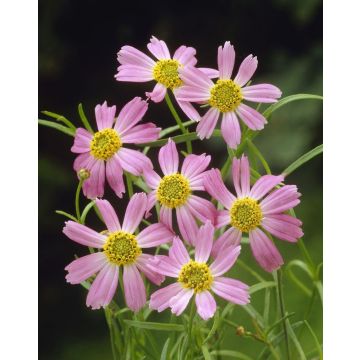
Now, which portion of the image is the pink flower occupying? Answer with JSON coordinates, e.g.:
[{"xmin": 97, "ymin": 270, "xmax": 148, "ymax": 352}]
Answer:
[
  {"xmin": 176, "ymin": 41, "xmax": 282, "ymax": 149},
  {"xmin": 203, "ymin": 155, "xmax": 303, "ymax": 272},
  {"xmin": 63, "ymin": 193, "xmax": 174, "ymax": 311},
  {"xmin": 72, "ymin": 97, "xmax": 160, "ymax": 199},
  {"xmin": 149, "ymin": 221, "xmax": 250, "ymax": 320},
  {"xmin": 142, "ymin": 138, "xmax": 216, "ymax": 245},
  {"xmin": 115, "ymin": 35, "xmax": 217, "ymax": 121}
]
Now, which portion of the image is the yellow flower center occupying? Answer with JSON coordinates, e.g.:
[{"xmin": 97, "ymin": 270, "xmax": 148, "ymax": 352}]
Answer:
[
  {"xmin": 103, "ymin": 231, "xmax": 142, "ymax": 266},
  {"xmin": 156, "ymin": 173, "xmax": 191, "ymax": 208},
  {"xmin": 178, "ymin": 260, "xmax": 213, "ymax": 293},
  {"xmin": 209, "ymin": 79, "xmax": 243, "ymax": 113},
  {"xmin": 90, "ymin": 128, "xmax": 121, "ymax": 161},
  {"xmin": 153, "ymin": 59, "xmax": 183, "ymax": 90},
  {"xmin": 230, "ymin": 197, "xmax": 263, "ymax": 232}
]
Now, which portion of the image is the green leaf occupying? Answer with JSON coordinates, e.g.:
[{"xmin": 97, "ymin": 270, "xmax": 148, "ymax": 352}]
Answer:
[
  {"xmin": 282, "ymin": 144, "xmax": 323, "ymax": 176},
  {"xmin": 38, "ymin": 119, "xmax": 75, "ymax": 136},
  {"xmin": 304, "ymin": 320, "xmax": 323, "ymax": 360},
  {"xmin": 80, "ymin": 201, "xmax": 95, "ymax": 224},
  {"xmin": 265, "ymin": 313, "xmax": 296, "ymax": 335},
  {"xmin": 78, "ymin": 103, "xmax": 94, "ymax": 133},
  {"xmin": 286, "ymin": 260, "xmax": 313, "ymax": 297},
  {"xmin": 249, "ymin": 281, "xmax": 276, "ymax": 295},
  {"xmin": 42, "ymin": 110, "xmax": 77, "ymax": 130},
  {"xmin": 160, "ymin": 338, "xmax": 170, "ymax": 360},
  {"xmin": 210, "ymin": 350, "xmax": 252, "ymax": 360},
  {"xmin": 55, "ymin": 210, "xmax": 78, "ymax": 222},
  {"xmin": 201, "ymin": 344, "xmax": 213, "ymax": 360},
  {"xmin": 262, "ymin": 94, "xmax": 323, "ymax": 119},
  {"xmin": 203, "ymin": 310, "xmax": 221, "ymax": 344},
  {"xmin": 286, "ymin": 319, "xmax": 307, "ymax": 360},
  {"xmin": 159, "ymin": 120, "xmax": 195, "ymax": 137},
  {"xmin": 123, "ymin": 320, "xmax": 184, "ymax": 332}
]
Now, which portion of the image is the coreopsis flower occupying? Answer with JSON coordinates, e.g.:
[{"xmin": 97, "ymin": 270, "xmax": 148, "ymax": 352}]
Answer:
[
  {"xmin": 176, "ymin": 41, "xmax": 282, "ymax": 149},
  {"xmin": 115, "ymin": 35, "xmax": 217, "ymax": 121},
  {"xmin": 203, "ymin": 155, "xmax": 303, "ymax": 272},
  {"xmin": 149, "ymin": 221, "xmax": 250, "ymax": 320},
  {"xmin": 72, "ymin": 97, "xmax": 159, "ymax": 199},
  {"xmin": 63, "ymin": 194, "xmax": 174, "ymax": 311},
  {"xmin": 142, "ymin": 138, "xmax": 216, "ymax": 244}
]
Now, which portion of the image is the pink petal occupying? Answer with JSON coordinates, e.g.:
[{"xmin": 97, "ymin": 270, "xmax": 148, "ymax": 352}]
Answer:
[
  {"xmin": 173, "ymin": 45, "xmax": 197, "ymax": 66},
  {"xmin": 123, "ymin": 264, "xmax": 146, "ymax": 312},
  {"xmin": 63, "ymin": 221, "xmax": 106, "ymax": 248},
  {"xmin": 146, "ymin": 83, "xmax": 167, "ymax": 103},
  {"xmin": 82, "ymin": 159, "xmax": 106, "ymax": 199},
  {"xmin": 86, "ymin": 263, "xmax": 119, "ymax": 310},
  {"xmin": 106, "ymin": 153, "xmax": 126, "ymax": 198},
  {"xmin": 187, "ymin": 195, "xmax": 216, "ymax": 225},
  {"xmin": 232, "ymin": 155, "xmax": 250, "ymax": 197},
  {"xmin": 136, "ymin": 254, "xmax": 165, "ymax": 285},
  {"xmin": 158, "ymin": 139, "xmax": 179, "ymax": 175},
  {"xmin": 176, "ymin": 205, "xmax": 199, "ymax": 245},
  {"xmin": 115, "ymin": 64, "xmax": 154, "ymax": 82},
  {"xmin": 117, "ymin": 148, "xmax": 152, "ymax": 176},
  {"xmin": 148, "ymin": 255, "xmax": 182, "ymax": 277},
  {"xmin": 95, "ymin": 101, "xmax": 116, "ymax": 130},
  {"xmin": 145, "ymin": 190, "xmax": 157, "ymax": 217},
  {"xmin": 122, "ymin": 192, "xmax": 147, "ymax": 233},
  {"xmin": 175, "ymin": 85, "xmax": 211, "ymax": 103},
  {"xmin": 250, "ymin": 174, "xmax": 284, "ymax": 200},
  {"xmin": 210, "ymin": 245, "xmax": 240, "ymax": 277},
  {"xmin": 262, "ymin": 214, "xmax": 303, "ymax": 242},
  {"xmin": 242, "ymin": 84, "xmax": 282, "ymax": 103},
  {"xmin": 196, "ymin": 108, "xmax": 220, "ymax": 139},
  {"xmin": 195, "ymin": 291, "xmax": 217, "ymax": 320},
  {"xmin": 234, "ymin": 54, "xmax": 258, "ymax": 87},
  {"xmin": 160, "ymin": 206, "xmax": 173, "ymax": 229},
  {"xmin": 117, "ymin": 45, "xmax": 155, "ymax": 68},
  {"xmin": 169, "ymin": 236, "xmax": 191, "ymax": 268},
  {"xmin": 95, "ymin": 199, "xmax": 121, "ymax": 232},
  {"xmin": 236, "ymin": 103, "xmax": 267, "ymax": 131},
  {"xmin": 198, "ymin": 67, "xmax": 219, "ymax": 78},
  {"xmin": 65, "ymin": 252, "xmax": 108, "ymax": 284},
  {"xmin": 181, "ymin": 153, "xmax": 211, "ymax": 182},
  {"xmin": 221, "ymin": 111, "xmax": 241, "ymax": 149},
  {"xmin": 178, "ymin": 67, "xmax": 213, "ymax": 92},
  {"xmin": 203, "ymin": 169, "xmax": 236, "ymax": 209},
  {"xmin": 147, "ymin": 36, "xmax": 171, "ymax": 59},
  {"xmin": 71, "ymin": 128, "xmax": 92, "ymax": 153},
  {"xmin": 249, "ymin": 228, "xmax": 284, "ymax": 272},
  {"xmin": 260, "ymin": 185, "xmax": 301, "ymax": 215},
  {"xmin": 215, "ymin": 209, "xmax": 231, "ymax": 228},
  {"xmin": 211, "ymin": 277, "xmax": 250, "ymax": 305},
  {"xmin": 218, "ymin": 41, "xmax": 235, "ymax": 79},
  {"xmin": 143, "ymin": 167, "xmax": 161, "ymax": 190},
  {"xmin": 137, "ymin": 223, "xmax": 174, "ymax": 248},
  {"xmin": 73, "ymin": 152, "xmax": 96, "ymax": 173},
  {"xmin": 195, "ymin": 221, "xmax": 214, "ymax": 263},
  {"xmin": 174, "ymin": 98, "xmax": 201, "ymax": 121},
  {"xmin": 121, "ymin": 123, "xmax": 160, "ymax": 144},
  {"xmin": 114, "ymin": 97, "xmax": 149, "ymax": 135},
  {"xmin": 211, "ymin": 227, "xmax": 242, "ymax": 258},
  {"xmin": 169, "ymin": 288, "xmax": 194, "ymax": 315},
  {"xmin": 150, "ymin": 283, "xmax": 183, "ymax": 312}
]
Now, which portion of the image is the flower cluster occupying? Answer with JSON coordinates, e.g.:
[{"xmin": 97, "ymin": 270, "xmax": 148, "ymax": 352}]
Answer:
[{"xmin": 60, "ymin": 36, "xmax": 303, "ymax": 320}]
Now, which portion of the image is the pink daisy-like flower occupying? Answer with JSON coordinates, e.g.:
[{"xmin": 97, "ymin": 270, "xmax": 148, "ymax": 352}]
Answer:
[
  {"xmin": 149, "ymin": 221, "xmax": 250, "ymax": 320},
  {"xmin": 63, "ymin": 193, "xmax": 174, "ymax": 311},
  {"xmin": 115, "ymin": 35, "xmax": 217, "ymax": 121},
  {"xmin": 203, "ymin": 155, "xmax": 303, "ymax": 272},
  {"xmin": 142, "ymin": 138, "xmax": 216, "ymax": 245},
  {"xmin": 176, "ymin": 41, "xmax": 282, "ymax": 149},
  {"xmin": 72, "ymin": 97, "xmax": 160, "ymax": 199}
]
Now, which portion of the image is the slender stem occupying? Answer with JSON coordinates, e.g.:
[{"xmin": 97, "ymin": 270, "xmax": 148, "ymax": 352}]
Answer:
[
  {"xmin": 75, "ymin": 179, "xmax": 83, "ymax": 221},
  {"xmin": 164, "ymin": 92, "xmax": 192, "ymax": 153},
  {"xmin": 78, "ymin": 103, "xmax": 94, "ymax": 133},
  {"xmin": 275, "ymin": 269, "xmax": 291, "ymax": 360},
  {"xmin": 125, "ymin": 172, "xmax": 134, "ymax": 197},
  {"xmin": 187, "ymin": 299, "xmax": 196, "ymax": 359},
  {"xmin": 247, "ymin": 139, "xmax": 271, "ymax": 174}
]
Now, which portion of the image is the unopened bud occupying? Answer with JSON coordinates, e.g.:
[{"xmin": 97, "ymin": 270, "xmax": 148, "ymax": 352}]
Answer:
[
  {"xmin": 78, "ymin": 168, "xmax": 90, "ymax": 181},
  {"xmin": 236, "ymin": 326, "xmax": 245, "ymax": 336}
]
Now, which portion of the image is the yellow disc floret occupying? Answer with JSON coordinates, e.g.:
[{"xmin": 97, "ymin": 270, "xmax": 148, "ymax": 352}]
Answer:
[
  {"xmin": 230, "ymin": 197, "xmax": 263, "ymax": 232},
  {"xmin": 156, "ymin": 173, "xmax": 191, "ymax": 208},
  {"xmin": 103, "ymin": 231, "xmax": 142, "ymax": 266},
  {"xmin": 90, "ymin": 128, "xmax": 121, "ymax": 161},
  {"xmin": 209, "ymin": 79, "xmax": 243, "ymax": 113},
  {"xmin": 153, "ymin": 59, "xmax": 182, "ymax": 90},
  {"xmin": 178, "ymin": 260, "xmax": 213, "ymax": 293}
]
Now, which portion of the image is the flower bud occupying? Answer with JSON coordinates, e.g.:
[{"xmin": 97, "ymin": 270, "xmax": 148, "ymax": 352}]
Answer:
[
  {"xmin": 236, "ymin": 326, "xmax": 245, "ymax": 336},
  {"xmin": 78, "ymin": 168, "xmax": 90, "ymax": 181}
]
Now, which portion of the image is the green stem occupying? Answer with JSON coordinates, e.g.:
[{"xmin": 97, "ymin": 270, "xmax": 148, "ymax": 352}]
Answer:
[
  {"xmin": 125, "ymin": 172, "xmax": 134, "ymax": 197},
  {"xmin": 247, "ymin": 139, "xmax": 271, "ymax": 174},
  {"xmin": 75, "ymin": 179, "xmax": 84, "ymax": 221},
  {"xmin": 187, "ymin": 299, "xmax": 196, "ymax": 359},
  {"xmin": 165, "ymin": 92, "xmax": 192, "ymax": 153},
  {"xmin": 275, "ymin": 269, "xmax": 291, "ymax": 360},
  {"xmin": 78, "ymin": 103, "xmax": 94, "ymax": 134}
]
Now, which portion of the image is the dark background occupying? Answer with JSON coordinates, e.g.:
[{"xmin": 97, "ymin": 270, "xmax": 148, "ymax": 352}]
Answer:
[{"xmin": 39, "ymin": 0, "xmax": 322, "ymax": 358}]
